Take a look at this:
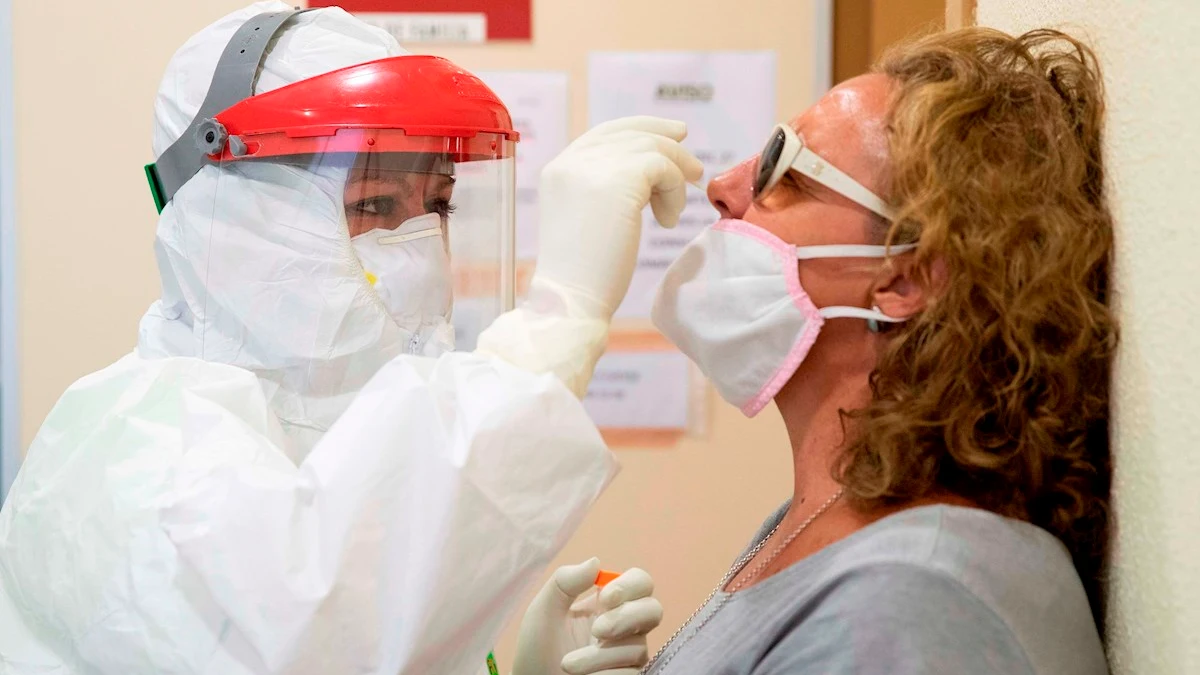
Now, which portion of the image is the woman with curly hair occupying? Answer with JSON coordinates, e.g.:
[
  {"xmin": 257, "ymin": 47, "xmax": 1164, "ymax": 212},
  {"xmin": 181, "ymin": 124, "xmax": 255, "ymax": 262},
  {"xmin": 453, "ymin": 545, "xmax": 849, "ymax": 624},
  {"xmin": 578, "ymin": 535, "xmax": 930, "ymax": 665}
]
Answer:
[{"xmin": 643, "ymin": 27, "xmax": 1114, "ymax": 674}]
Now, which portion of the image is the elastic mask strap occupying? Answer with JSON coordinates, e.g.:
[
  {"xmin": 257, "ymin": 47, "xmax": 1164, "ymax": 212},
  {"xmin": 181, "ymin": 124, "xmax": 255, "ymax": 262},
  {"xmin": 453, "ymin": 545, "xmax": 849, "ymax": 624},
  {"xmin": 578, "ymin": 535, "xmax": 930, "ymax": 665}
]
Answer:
[
  {"xmin": 820, "ymin": 305, "xmax": 906, "ymax": 333},
  {"xmin": 794, "ymin": 243, "xmax": 917, "ymax": 260},
  {"xmin": 145, "ymin": 9, "xmax": 311, "ymax": 212},
  {"xmin": 798, "ymin": 243, "xmax": 918, "ymax": 332}
]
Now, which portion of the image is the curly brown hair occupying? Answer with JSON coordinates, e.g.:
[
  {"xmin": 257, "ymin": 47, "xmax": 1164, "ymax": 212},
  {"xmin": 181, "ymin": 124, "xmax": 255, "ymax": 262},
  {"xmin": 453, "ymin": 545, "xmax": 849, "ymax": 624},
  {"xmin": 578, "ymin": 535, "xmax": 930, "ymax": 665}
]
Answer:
[{"xmin": 836, "ymin": 28, "xmax": 1116, "ymax": 603}]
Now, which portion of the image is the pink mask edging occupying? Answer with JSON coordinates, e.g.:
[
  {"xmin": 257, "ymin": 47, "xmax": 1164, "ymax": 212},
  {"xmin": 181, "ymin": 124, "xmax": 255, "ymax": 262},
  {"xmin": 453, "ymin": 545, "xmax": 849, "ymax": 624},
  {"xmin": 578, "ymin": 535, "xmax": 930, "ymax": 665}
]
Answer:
[{"xmin": 712, "ymin": 219, "xmax": 826, "ymax": 418}]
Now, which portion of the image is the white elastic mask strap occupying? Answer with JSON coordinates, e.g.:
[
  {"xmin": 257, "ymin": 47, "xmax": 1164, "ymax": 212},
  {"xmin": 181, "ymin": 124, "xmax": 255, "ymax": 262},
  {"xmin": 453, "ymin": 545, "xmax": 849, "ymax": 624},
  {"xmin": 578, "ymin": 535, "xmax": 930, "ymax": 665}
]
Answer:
[
  {"xmin": 796, "ymin": 243, "xmax": 916, "ymax": 331},
  {"xmin": 819, "ymin": 305, "xmax": 905, "ymax": 323},
  {"xmin": 820, "ymin": 305, "xmax": 906, "ymax": 334},
  {"xmin": 794, "ymin": 243, "xmax": 917, "ymax": 260}
]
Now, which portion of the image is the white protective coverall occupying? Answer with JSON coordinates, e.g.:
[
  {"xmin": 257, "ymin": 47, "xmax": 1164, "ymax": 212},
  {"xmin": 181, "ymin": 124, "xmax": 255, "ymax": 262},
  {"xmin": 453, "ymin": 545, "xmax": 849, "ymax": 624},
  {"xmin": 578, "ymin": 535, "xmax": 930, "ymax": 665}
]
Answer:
[{"xmin": 0, "ymin": 3, "xmax": 701, "ymax": 674}]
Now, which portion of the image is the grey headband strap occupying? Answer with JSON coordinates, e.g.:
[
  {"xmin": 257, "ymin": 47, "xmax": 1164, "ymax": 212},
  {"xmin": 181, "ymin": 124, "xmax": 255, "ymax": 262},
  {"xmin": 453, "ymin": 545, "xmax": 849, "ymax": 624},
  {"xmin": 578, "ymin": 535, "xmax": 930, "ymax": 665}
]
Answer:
[{"xmin": 146, "ymin": 9, "xmax": 311, "ymax": 212}]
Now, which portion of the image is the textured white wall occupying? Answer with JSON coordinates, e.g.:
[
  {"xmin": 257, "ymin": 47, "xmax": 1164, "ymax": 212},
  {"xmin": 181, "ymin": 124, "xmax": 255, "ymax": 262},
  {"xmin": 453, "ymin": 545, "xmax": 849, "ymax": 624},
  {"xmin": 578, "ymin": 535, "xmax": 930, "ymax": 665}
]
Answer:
[{"xmin": 976, "ymin": 3, "xmax": 1200, "ymax": 674}]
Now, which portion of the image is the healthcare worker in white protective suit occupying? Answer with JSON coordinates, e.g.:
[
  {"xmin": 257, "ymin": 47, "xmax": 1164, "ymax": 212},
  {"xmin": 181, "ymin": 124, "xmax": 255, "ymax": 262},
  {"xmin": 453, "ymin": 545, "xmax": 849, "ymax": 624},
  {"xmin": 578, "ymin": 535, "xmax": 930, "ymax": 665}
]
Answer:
[{"xmin": 0, "ymin": 4, "xmax": 702, "ymax": 675}]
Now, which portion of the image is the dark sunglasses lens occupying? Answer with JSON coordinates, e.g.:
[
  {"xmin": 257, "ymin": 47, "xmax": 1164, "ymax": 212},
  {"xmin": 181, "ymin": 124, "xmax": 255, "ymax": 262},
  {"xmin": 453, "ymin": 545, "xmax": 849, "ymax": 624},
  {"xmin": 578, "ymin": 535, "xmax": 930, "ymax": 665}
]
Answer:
[{"xmin": 753, "ymin": 128, "xmax": 787, "ymax": 198}]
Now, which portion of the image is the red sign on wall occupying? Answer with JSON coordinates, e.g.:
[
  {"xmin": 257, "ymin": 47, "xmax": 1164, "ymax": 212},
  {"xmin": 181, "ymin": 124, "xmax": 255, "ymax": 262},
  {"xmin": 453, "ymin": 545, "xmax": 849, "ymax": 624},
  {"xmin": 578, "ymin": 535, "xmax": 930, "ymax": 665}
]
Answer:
[{"xmin": 307, "ymin": 1, "xmax": 532, "ymax": 41}]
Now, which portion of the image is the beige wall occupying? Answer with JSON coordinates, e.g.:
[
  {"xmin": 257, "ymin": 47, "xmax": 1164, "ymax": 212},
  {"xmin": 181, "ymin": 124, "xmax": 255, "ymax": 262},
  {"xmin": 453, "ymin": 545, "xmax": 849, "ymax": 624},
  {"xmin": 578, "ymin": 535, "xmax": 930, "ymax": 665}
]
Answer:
[
  {"xmin": 10, "ymin": 0, "xmax": 822, "ymax": 670},
  {"xmin": 13, "ymin": 1, "xmax": 243, "ymax": 453},
  {"xmin": 975, "ymin": 3, "xmax": 1200, "ymax": 674}
]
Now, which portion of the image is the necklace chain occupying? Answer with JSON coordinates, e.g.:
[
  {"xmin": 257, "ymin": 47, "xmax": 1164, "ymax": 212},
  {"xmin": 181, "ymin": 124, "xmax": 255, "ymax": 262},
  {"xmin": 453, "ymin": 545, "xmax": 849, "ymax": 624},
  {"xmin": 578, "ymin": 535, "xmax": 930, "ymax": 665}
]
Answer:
[{"xmin": 639, "ymin": 489, "xmax": 845, "ymax": 674}]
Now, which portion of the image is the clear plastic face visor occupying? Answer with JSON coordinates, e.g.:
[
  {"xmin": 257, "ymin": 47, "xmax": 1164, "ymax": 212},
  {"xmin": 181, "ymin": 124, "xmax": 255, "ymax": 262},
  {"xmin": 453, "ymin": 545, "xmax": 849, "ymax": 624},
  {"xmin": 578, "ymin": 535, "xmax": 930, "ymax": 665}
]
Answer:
[{"xmin": 197, "ymin": 129, "xmax": 516, "ymax": 362}]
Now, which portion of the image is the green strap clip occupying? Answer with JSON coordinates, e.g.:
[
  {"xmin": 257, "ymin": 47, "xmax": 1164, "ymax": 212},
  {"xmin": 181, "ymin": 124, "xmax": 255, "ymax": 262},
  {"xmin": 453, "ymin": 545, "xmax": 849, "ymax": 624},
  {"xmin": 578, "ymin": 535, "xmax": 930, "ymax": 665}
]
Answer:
[
  {"xmin": 486, "ymin": 651, "xmax": 500, "ymax": 675},
  {"xmin": 144, "ymin": 163, "xmax": 167, "ymax": 214}
]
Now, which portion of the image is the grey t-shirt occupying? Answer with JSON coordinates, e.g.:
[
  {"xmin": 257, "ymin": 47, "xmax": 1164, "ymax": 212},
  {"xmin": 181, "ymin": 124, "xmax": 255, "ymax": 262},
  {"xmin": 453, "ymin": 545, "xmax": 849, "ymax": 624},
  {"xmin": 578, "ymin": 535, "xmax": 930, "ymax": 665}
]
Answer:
[{"xmin": 644, "ymin": 504, "xmax": 1107, "ymax": 675}]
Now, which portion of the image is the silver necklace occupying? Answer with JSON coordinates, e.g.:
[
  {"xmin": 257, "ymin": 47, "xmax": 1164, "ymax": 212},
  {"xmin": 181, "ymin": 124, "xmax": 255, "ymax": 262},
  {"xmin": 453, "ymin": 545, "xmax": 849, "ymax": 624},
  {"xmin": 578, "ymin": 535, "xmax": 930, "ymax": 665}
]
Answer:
[{"xmin": 640, "ymin": 489, "xmax": 845, "ymax": 674}]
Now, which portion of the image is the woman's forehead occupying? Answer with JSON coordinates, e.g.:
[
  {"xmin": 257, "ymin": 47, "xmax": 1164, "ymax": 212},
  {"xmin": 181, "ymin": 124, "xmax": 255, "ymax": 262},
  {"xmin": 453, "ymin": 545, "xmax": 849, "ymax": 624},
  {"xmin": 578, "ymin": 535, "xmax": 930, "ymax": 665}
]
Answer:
[{"xmin": 788, "ymin": 74, "xmax": 893, "ymax": 188}]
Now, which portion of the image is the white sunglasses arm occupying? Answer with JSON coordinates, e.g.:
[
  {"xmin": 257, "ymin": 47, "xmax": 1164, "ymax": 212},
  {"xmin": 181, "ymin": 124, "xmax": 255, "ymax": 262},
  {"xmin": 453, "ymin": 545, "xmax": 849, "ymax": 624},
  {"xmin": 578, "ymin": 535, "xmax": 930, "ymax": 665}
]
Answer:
[{"xmin": 791, "ymin": 145, "xmax": 896, "ymax": 221}]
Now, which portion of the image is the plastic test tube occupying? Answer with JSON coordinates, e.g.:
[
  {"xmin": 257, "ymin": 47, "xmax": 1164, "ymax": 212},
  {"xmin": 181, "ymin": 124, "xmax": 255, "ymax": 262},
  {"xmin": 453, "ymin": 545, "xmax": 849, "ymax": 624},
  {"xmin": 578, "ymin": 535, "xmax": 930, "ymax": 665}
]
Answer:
[
  {"xmin": 488, "ymin": 569, "xmax": 624, "ymax": 672},
  {"xmin": 595, "ymin": 569, "xmax": 621, "ymax": 588}
]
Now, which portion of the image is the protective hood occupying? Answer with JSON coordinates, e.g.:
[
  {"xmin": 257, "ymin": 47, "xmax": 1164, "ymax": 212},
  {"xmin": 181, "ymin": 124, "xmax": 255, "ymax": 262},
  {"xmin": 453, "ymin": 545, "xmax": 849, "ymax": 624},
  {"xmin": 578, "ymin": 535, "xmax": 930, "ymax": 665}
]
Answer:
[{"xmin": 136, "ymin": 2, "xmax": 432, "ymax": 458}]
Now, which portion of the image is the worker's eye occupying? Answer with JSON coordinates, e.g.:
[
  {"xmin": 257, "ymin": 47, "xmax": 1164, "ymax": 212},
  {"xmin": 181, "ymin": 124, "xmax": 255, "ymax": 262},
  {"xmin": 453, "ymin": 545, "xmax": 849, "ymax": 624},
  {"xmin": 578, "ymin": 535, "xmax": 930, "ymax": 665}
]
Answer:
[
  {"xmin": 425, "ymin": 198, "xmax": 457, "ymax": 219},
  {"xmin": 347, "ymin": 196, "xmax": 396, "ymax": 217}
]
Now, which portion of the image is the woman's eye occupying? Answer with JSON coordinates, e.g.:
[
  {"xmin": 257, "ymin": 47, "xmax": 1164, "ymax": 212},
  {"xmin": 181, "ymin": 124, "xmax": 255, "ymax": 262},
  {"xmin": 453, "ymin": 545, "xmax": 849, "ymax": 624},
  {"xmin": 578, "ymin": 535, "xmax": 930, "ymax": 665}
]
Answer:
[
  {"xmin": 425, "ymin": 198, "xmax": 457, "ymax": 219},
  {"xmin": 349, "ymin": 197, "xmax": 395, "ymax": 217},
  {"xmin": 781, "ymin": 175, "xmax": 810, "ymax": 196}
]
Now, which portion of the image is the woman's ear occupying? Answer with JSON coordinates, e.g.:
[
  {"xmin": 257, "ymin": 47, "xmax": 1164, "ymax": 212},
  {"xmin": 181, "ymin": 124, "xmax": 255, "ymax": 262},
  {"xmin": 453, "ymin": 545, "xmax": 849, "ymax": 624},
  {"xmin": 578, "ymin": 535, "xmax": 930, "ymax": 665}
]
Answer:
[{"xmin": 873, "ymin": 254, "xmax": 942, "ymax": 319}]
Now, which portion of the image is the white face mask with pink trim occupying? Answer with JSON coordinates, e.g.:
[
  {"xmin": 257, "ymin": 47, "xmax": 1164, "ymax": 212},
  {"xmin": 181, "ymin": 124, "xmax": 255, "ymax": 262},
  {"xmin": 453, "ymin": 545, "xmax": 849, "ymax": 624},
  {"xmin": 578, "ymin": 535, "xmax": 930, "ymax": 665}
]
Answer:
[{"xmin": 651, "ymin": 218, "xmax": 916, "ymax": 417}]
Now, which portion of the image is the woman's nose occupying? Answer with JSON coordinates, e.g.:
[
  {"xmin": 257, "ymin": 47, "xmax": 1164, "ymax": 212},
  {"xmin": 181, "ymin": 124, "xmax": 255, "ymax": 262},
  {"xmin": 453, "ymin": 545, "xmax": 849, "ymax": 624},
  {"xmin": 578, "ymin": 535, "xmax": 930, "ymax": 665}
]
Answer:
[{"xmin": 707, "ymin": 157, "xmax": 756, "ymax": 219}]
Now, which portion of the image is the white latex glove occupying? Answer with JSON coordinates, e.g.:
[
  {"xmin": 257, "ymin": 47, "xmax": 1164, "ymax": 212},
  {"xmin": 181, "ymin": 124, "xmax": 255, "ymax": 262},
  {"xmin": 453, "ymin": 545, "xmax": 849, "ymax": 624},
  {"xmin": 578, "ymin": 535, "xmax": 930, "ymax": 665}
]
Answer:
[
  {"xmin": 533, "ymin": 116, "xmax": 705, "ymax": 321},
  {"xmin": 512, "ymin": 559, "xmax": 664, "ymax": 675},
  {"xmin": 476, "ymin": 116, "xmax": 704, "ymax": 397}
]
